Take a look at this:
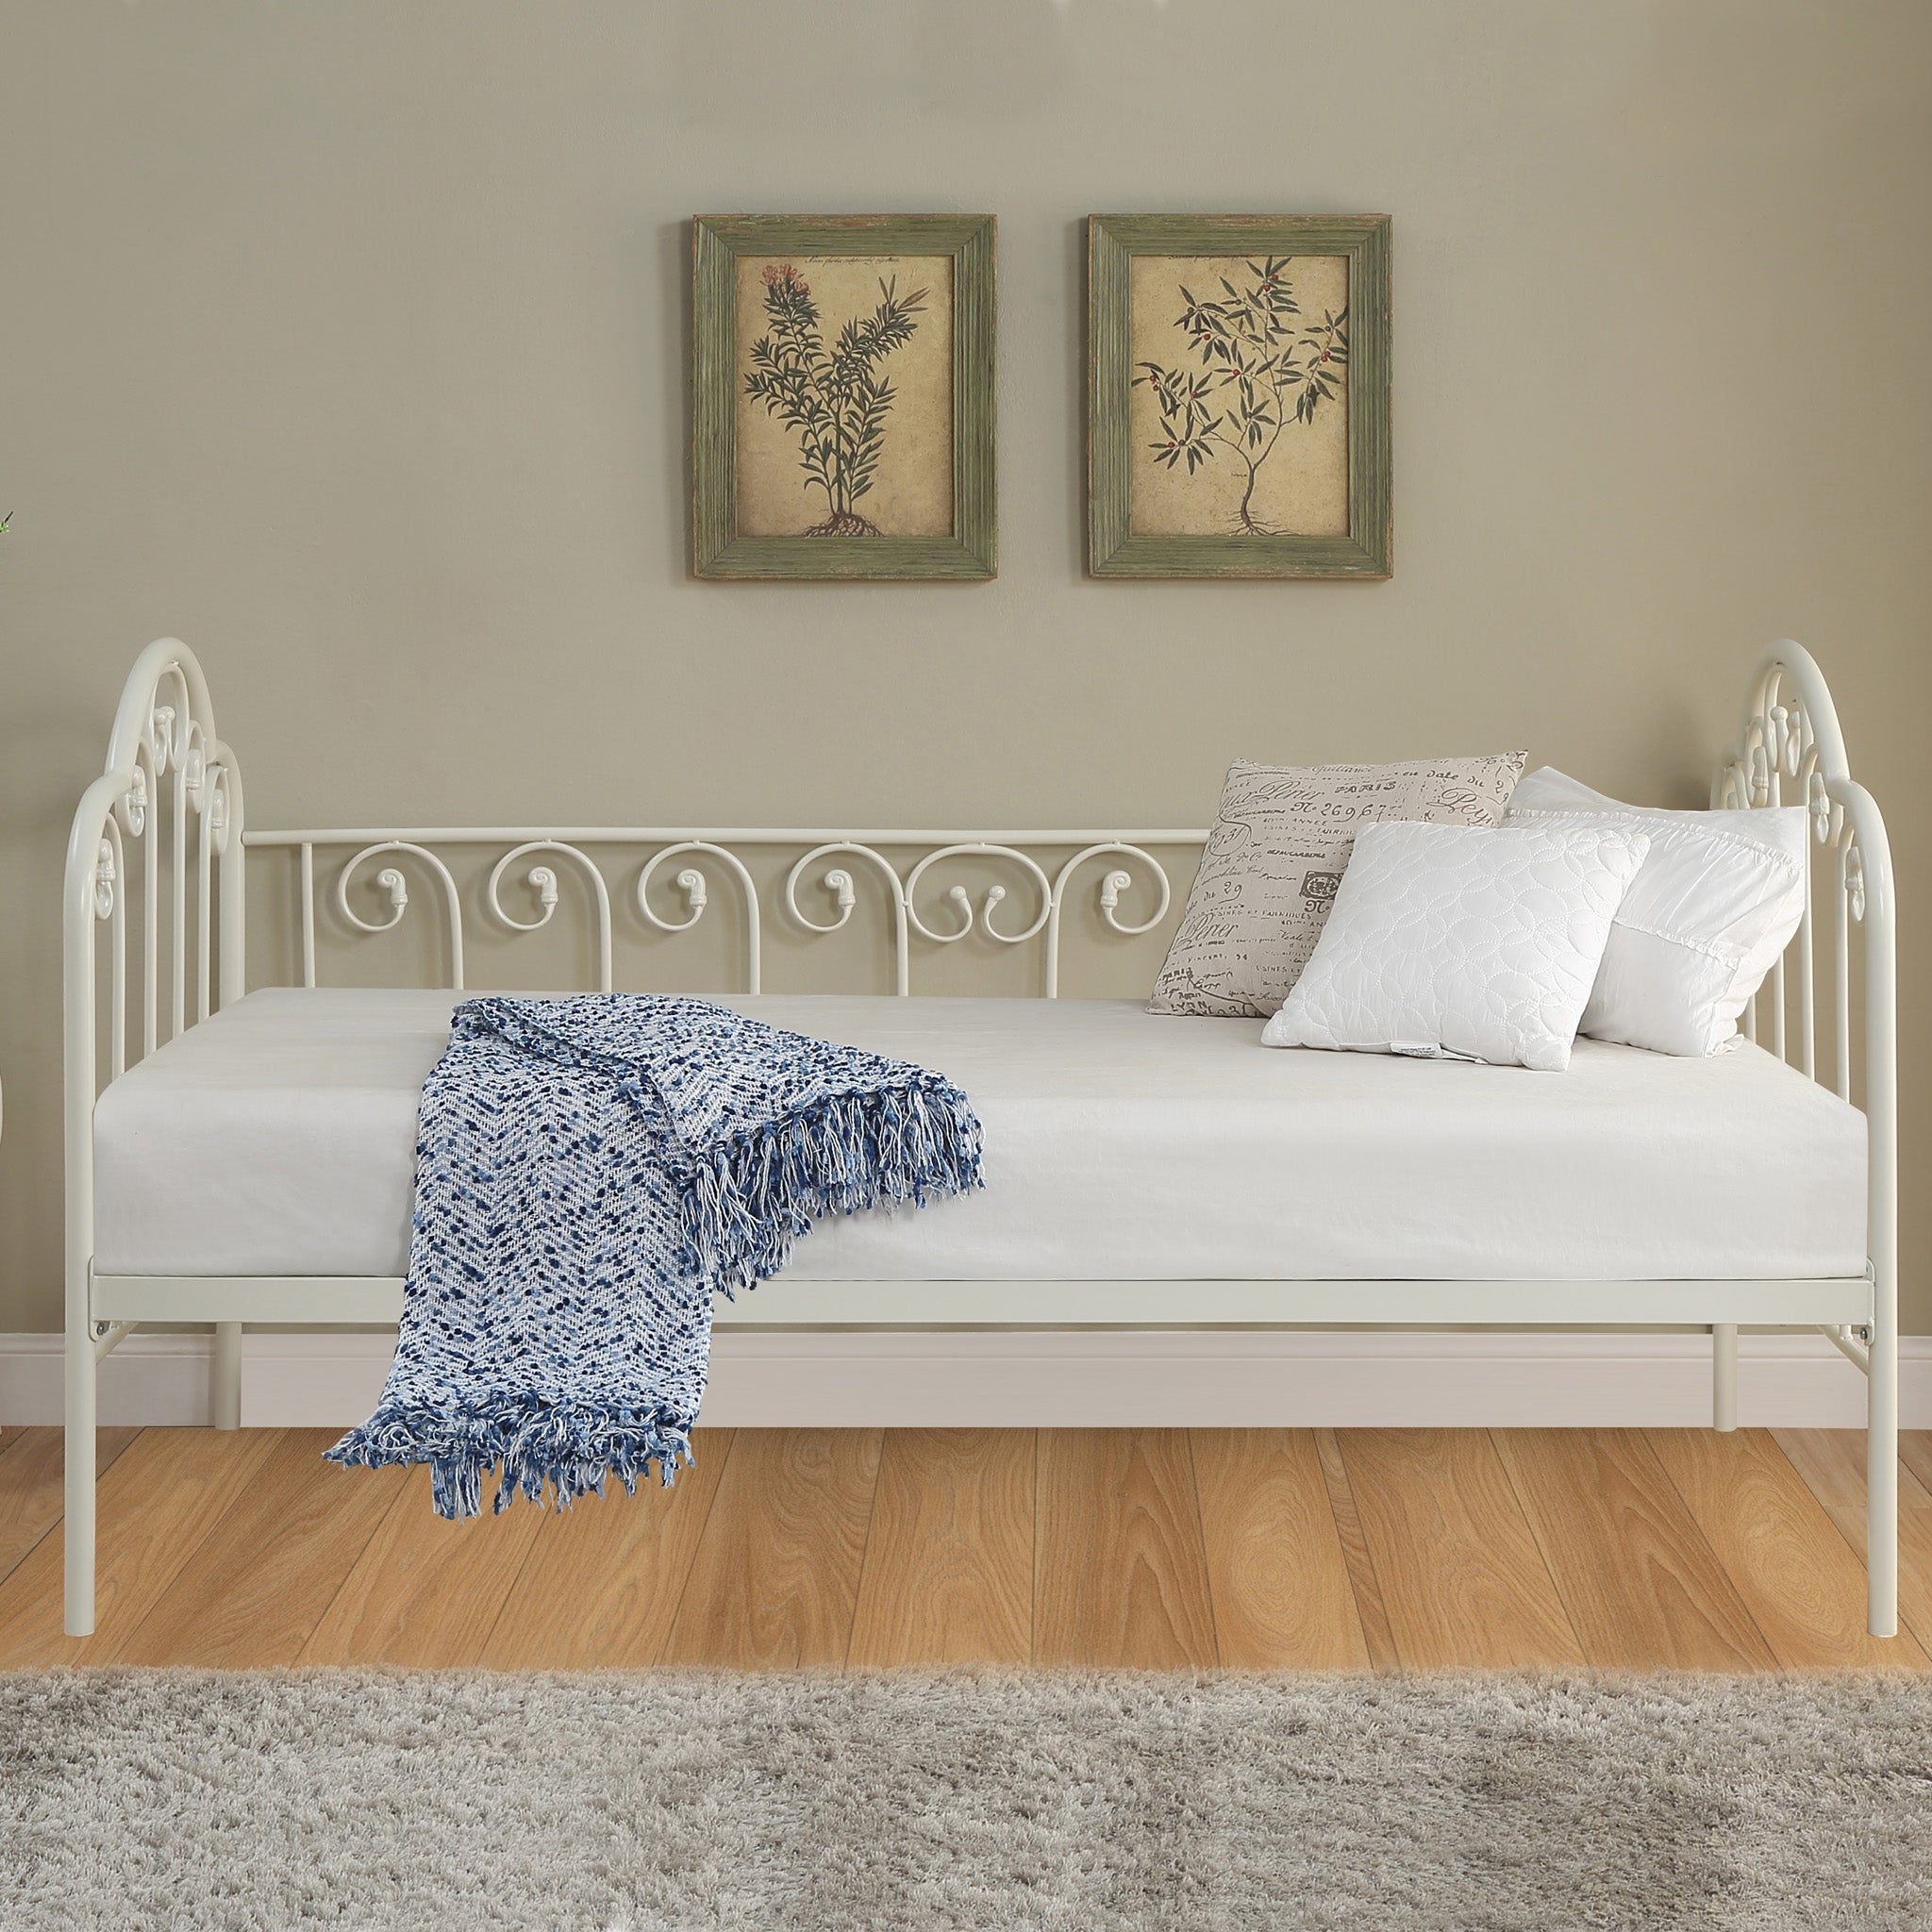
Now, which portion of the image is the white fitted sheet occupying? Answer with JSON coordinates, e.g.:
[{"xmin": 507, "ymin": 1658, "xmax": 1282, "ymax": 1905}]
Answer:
[{"xmin": 92, "ymin": 988, "xmax": 1868, "ymax": 1283}]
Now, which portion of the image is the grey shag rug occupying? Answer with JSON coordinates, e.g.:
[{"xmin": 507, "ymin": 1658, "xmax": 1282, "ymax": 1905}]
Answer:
[{"xmin": 4, "ymin": 1670, "xmax": 1930, "ymax": 1930}]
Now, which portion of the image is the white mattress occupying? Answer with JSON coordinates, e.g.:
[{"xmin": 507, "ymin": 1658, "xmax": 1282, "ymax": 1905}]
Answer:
[{"xmin": 92, "ymin": 988, "xmax": 1868, "ymax": 1284}]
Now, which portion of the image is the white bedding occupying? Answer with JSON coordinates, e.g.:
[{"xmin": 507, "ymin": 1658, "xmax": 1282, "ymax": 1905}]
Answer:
[{"xmin": 92, "ymin": 988, "xmax": 1868, "ymax": 1284}]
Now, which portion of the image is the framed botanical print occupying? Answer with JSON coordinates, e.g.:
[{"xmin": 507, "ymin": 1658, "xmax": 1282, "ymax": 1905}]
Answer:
[
  {"xmin": 1088, "ymin": 213, "xmax": 1391, "ymax": 578},
  {"xmin": 692, "ymin": 213, "xmax": 996, "ymax": 579}
]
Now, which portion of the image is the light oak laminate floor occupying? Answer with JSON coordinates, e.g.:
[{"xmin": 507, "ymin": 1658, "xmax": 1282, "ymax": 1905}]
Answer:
[{"xmin": 2, "ymin": 1425, "xmax": 1927, "ymax": 1670}]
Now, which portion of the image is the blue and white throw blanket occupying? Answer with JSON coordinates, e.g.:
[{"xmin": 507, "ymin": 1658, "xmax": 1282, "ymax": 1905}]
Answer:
[{"xmin": 327, "ymin": 994, "xmax": 982, "ymax": 1518}]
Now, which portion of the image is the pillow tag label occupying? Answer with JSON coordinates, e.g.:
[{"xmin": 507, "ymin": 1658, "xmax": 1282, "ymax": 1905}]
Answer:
[{"xmin": 1387, "ymin": 1040, "xmax": 1482, "ymax": 1062}]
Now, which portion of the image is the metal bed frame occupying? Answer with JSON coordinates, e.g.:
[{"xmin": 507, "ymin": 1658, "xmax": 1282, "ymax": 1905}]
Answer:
[{"xmin": 62, "ymin": 639, "xmax": 1899, "ymax": 1638}]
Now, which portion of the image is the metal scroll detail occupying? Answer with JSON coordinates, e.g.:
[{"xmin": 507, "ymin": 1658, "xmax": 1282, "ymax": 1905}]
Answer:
[{"xmin": 275, "ymin": 830, "xmax": 1190, "ymax": 1000}]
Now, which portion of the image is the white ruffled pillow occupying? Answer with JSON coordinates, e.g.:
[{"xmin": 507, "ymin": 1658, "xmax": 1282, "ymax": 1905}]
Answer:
[
  {"xmin": 1260, "ymin": 820, "xmax": 1649, "ymax": 1072},
  {"xmin": 1504, "ymin": 768, "xmax": 1807, "ymax": 1057}
]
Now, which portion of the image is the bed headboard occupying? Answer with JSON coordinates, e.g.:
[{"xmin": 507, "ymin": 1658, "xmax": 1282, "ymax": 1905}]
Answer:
[{"xmin": 64, "ymin": 640, "xmax": 246, "ymax": 1092}]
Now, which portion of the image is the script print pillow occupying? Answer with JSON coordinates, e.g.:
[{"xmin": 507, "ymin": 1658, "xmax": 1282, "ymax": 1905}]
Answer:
[{"xmin": 1149, "ymin": 751, "xmax": 1528, "ymax": 1017}]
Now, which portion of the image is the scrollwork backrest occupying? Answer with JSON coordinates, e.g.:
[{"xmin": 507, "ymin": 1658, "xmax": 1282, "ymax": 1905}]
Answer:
[{"xmin": 273, "ymin": 829, "xmax": 1196, "ymax": 1005}]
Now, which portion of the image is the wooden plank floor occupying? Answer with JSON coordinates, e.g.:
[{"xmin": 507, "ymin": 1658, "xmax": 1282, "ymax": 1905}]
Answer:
[{"xmin": 2, "ymin": 1425, "xmax": 1928, "ymax": 1671}]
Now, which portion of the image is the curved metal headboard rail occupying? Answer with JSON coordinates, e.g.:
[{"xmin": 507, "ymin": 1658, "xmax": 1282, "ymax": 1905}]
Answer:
[
  {"xmin": 1713, "ymin": 640, "xmax": 1895, "ymax": 1091},
  {"xmin": 64, "ymin": 637, "xmax": 248, "ymax": 1074}
]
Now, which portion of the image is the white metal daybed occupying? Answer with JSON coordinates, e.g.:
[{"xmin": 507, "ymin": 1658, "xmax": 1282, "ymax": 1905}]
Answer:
[{"xmin": 62, "ymin": 639, "xmax": 1899, "ymax": 1639}]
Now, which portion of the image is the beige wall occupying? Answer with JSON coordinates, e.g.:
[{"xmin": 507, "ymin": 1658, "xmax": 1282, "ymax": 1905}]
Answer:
[{"xmin": 2, "ymin": 1, "xmax": 1927, "ymax": 1334}]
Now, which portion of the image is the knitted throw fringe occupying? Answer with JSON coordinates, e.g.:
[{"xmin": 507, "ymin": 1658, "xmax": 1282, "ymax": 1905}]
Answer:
[{"xmin": 326, "ymin": 995, "xmax": 982, "ymax": 1519}]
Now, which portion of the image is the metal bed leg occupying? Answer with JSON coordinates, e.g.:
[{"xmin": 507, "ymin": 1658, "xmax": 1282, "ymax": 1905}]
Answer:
[
  {"xmin": 1868, "ymin": 1314, "xmax": 1899, "ymax": 1639},
  {"xmin": 1711, "ymin": 1324, "xmax": 1739, "ymax": 1432},
  {"xmin": 211, "ymin": 1321, "xmax": 242, "ymax": 1430},
  {"xmin": 63, "ymin": 1306, "xmax": 96, "ymax": 1639}
]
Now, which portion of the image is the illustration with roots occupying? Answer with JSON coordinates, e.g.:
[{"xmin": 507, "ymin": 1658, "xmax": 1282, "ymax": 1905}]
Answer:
[{"xmin": 743, "ymin": 262, "xmax": 927, "ymax": 538}]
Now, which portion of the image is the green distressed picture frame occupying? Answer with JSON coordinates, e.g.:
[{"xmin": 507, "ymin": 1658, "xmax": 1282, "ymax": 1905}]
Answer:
[
  {"xmin": 1088, "ymin": 213, "xmax": 1391, "ymax": 579},
  {"xmin": 692, "ymin": 214, "xmax": 997, "ymax": 580}
]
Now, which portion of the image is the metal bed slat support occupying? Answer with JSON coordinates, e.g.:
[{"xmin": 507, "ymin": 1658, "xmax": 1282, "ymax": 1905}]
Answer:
[
  {"xmin": 1824, "ymin": 1324, "xmax": 1873, "ymax": 1374},
  {"xmin": 91, "ymin": 1322, "xmax": 133, "ymax": 1364}
]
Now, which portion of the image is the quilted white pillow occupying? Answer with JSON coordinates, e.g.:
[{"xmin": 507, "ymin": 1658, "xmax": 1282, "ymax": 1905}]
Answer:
[
  {"xmin": 1504, "ymin": 768, "xmax": 1807, "ymax": 1057},
  {"xmin": 1260, "ymin": 820, "xmax": 1649, "ymax": 1072}
]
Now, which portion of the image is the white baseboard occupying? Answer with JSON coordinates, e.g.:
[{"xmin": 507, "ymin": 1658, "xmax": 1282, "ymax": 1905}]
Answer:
[
  {"xmin": 0, "ymin": 1332, "xmax": 221, "ymax": 1429},
  {"xmin": 2, "ymin": 1328, "xmax": 1927, "ymax": 1430}
]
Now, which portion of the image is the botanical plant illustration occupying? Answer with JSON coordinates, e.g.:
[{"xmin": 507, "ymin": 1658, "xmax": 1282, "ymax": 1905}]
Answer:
[
  {"xmin": 743, "ymin": 262, "xmax": 928, "ymax": 537},
  {"xmin": 1133, "ymin": 257, "xmax": 1348, "ymax": 534}
]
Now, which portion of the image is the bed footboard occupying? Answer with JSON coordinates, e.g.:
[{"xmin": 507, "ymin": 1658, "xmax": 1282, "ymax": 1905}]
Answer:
[
  {"xmin": 1717, "ymin": 641, "xmax": 1898, "ymax": 1635},
  {"xmin": 63, "ymin": 640, "xmax": 245, "ymax": 1635}
]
